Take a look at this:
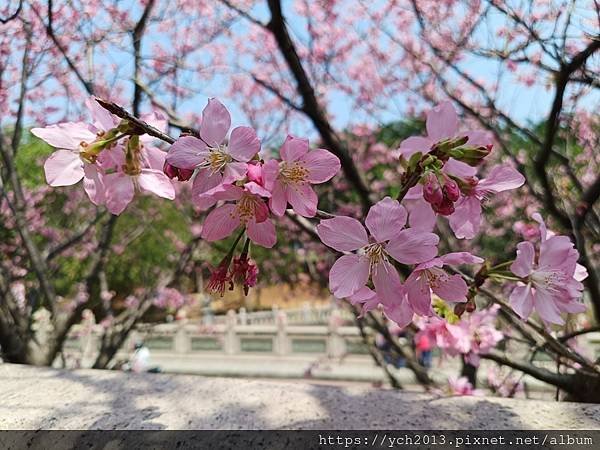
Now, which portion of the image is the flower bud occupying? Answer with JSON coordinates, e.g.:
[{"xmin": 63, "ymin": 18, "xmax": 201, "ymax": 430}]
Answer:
[
  {"xmin": 423, "ymin": 173, "xmax": 443, "ymax": 205},
  {"xmin": 443, "ymin": 178, "xmax": 461, "ymax": 202},
  {"xmin": 432, "ymin": 197, "xmax": 455, "ymax": 216},
  {"xmin": 163, "ymin": 161, "xmax": 193, "ymax": 181},
  {"xmin": 454, "ymin": 302, "xmax": 466, "ymax": 317},
  {"xmin": 457, "ymin": 144, "xmax": 493, "ymax": 166}
]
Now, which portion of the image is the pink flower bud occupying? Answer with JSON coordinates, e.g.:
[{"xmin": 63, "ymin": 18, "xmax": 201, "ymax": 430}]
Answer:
[
  {"xmin": 443, "ymin": 178, "xmax": 461, "ymax": 202},
  {"xmin": 423, "ymin": 173, "xmax": 443, "ymax": 205},
  {"xmin": 432, "ymin": 197, "xmax": 455, "ymax": 216},
  {"xmin": 163, "ymin": 161, "xmax": 193, "ymax": 181}
]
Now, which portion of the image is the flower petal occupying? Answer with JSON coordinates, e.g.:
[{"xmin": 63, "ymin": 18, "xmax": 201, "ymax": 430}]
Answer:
[
  {"xmin": 31, "ymin": 122, "xmax": 95, "ymax": 150},
  {"xmin": 192, "ymin": 169, "xmax": 223, "ymax": 210},
  {"xmin": 539, "ymin": 235, "xmax": 577, "ymax": 270},
  {"xmin": 440, "ymin": 252, "xmax": 484, "ymax": 266},
  {"xmin": 465, "ymin": 130, "xmax": 493, "ymax": 147},
  {"xmin": 444, "ymin": 158, "xmax": 476, "ymax": 177},
  {"xmin": 328, "ymin": 254, "xmax": 370, "ymax": 298},
  {"xmin": 407, "ymin": 198, "xmax": 436, "ymax": 231},
  {"xmin": 431, "ymin": 273, "xmax": 468, "ymax": 302},
  {"xmin": 222, "ymin": 162, "xmax": 248, "ymax": 183},
  {"xmin": 200, "ymin": 98, "xmax": 231, "ymax": 146},
  {"xmin": 398, "ymin": 136, "xmax": 433, "ymax": 158},
  {"xmin": 44, "ymin": 150, "xmax": 85, "ymax": 186},
  {"xmin": 201, "ymin": 204, "xmax": 240, "ymax": 241},
  {"xmin": 509, "ymin": 284, "xmax": 534, "ymax": 320},
  {"xmin": 286, "ymin": 183, "xmax": 318, "ymax": 217},
  {"xmin": 427, "ymin": 102, "xmax": 458, "ymax": 141},
  {"xmin": 246, "ymin": 218, "xmax": 277, "ymax": 248},
  {"xmin": 300, "ymin": 149, "xmax": 340, "ymax": 183},
  {"xmin": 511, "ymin": 242, "xmax": 535, "ymax": 278},
  {"xmin": 141, "ymin": 146, "xmax": 167, "ymax": 171},
  {"xmin": 280, "ymin": 135, "xmax": 308, "ymax": 162},
  {"xmin": 372, "ymin": 260, "xmax": 404, "ymax": 306},
  {"xmin": 448, "ymin": 196, "xmax": 481, "ymax": 239},
  {"xmin": 316, "ymin": 217, "xmax": 369, "ymax": 252},
  {"xmin": 105, "ymin": 173, "xmax": 135, "ymax": 215},
  {"xmin": 477, "ymin": 165, "xmax": 525, "ymax": 193},
  {"xmin": 533, "ymin": 288, "xmax": 564, "ymax": 325},
  {"xmin": 365, "ymin": 196, "xmax": 407, "ymax": 242},
  {"xmin": 86, "ymin": 97, "xmax": 118, "ymax": 131},
  {"xmin": 83, "ymin": 164, "xmax": 105, "ymax": 205},
  {"xmin": 228, "ymin": 126, "xmax": 260, "ymax": 162},
  {"xmin": 269, "ymin": 181, "xmax": 288, "ymax": 217},
  {"xmin": 405, "ymin": 271, "xmax": 432, "ymax": 315},
  {"xmin": 386, "ymin": 228, "xmax": 439, "ymax": 265},
  {"xmin": 383, "ymin": 300, "xmax": 414, "ymax": 328},
  {"xmin": 244, "ymin": 181, "xmax": 271, "ymax": 198},
  {"xmin": 166, "ymin": 136, "xmax": 207, "ymax": 169},
  {"xmin": 138, "ymin": 169, "xmax": 176, "ymax": 199}
]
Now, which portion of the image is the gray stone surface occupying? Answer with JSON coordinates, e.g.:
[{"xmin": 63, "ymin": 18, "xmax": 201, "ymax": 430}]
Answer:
[{"xmin": 1, "ymin": 363, "xmax": 599, "ymax": 430}]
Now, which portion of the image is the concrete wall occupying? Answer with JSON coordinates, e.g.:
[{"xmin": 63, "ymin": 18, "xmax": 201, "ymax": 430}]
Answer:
[{"xmin": 1, "ymin": 364, "xmax": 599, "ymax": 430}]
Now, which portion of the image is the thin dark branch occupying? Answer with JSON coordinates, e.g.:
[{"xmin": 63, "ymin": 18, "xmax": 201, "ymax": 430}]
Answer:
[
  {"xmin": 266, "ymin": 0, "xmax": 372, "ymax": 214},
  {"xmin": 94, "ymin": 98, "xmax": 176, "ymax": 144}
]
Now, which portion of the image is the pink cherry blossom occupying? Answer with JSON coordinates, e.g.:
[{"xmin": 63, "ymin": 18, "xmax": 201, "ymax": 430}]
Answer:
[
  {"xmin": 165, "ymin": 99, "xmax": 261, "ymax": 209},
  {"xmin": 418, "ymin": 305, "xmax": 503, "ymax": 367},
  {"xmin": 201, "ymin": 184, "xmax": 276, "ymax": 248},
  {"xmin": 509, "ymin": 213, "xmax": 587, "ymax": 325},
  {"xmin": 317, "ymin": 197, "xmax": 439, "ymax": 317},
  {"xmin": 30, "ymin": 97, "xmax": 120, "ymax": 205},
  {"xmin": 448, "ymin": 165, "xmax": 525, "ymax": 239},
  {"xmin": 262, "ymin": 135, "xmax": 341, "ymax": 217},
  {"xmin": 103, "ymin": 144, "xmax": 175, "ymax": 215},
  {"xmin": 446, "ymin": 376, "xmax": 481, "ymax": 396},
  {"xmin": 404, "ymin": 252, "xmax": 483, "ymax": 315},
  {"xmin": 398, "ymin": 101, "xmax": 491, "ymax": 159}
]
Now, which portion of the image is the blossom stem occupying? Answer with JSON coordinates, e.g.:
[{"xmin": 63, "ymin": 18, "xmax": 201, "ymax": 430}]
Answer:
[{"xmin": 489, "ymin": 260, "xmax": 514, "ymax": 271}]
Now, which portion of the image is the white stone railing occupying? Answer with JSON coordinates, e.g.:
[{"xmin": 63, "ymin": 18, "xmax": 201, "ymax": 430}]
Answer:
[{"xmin": 62, "ymin": 307, "xmax": 369, "ymax": 368}]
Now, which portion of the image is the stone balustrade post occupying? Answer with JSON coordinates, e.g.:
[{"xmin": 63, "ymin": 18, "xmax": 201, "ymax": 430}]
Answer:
[
  {"xmin": 275, "ymin": 310, "xmax": 288, "ymax": 356},
  {"xmin": 224, "ymin": 309, "xmax": 238, "ymax": 355},
  {"xmin": 327, "ymin": 308, "xmax": 345, "ymax": 358},
  {"xmin": 174, "ymin": 323, "xmax": 190, "ymax": 354},
  {"xmin": 239, "ymin": 307, "xmax": 247, "ymax": 326}
]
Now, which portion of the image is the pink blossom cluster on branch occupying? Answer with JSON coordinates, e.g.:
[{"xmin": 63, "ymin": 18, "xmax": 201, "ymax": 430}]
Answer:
[{"xmin": 33, "ymin": 97, "xmax": 589, "ymax": 331}]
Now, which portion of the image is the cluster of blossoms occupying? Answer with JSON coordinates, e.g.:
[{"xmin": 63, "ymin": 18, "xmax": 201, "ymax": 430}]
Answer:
[
  {"xmin": 35, "ymin": 97, "xmax": 588, "ymax": 333},
  {"xmin": 416, "ymin": 305, "xmax": 503, "ymax": 366},
  {"xmin": 32, "ymin": 99, "xmax": 175, "ymax": 215},
  {"xmin": 33, "ymin": 97, "xmax": 341, "ymax": 295},
  {"xmin": 316, "ymin": 102, "xmax": 530, "ymax": 328}
]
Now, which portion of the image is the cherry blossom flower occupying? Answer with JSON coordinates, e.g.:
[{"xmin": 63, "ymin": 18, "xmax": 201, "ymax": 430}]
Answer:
[
  {"xmin": 446, "ymin": 376, "xmax": 481, "ymax": 396},
  {"xmin": 103, "ymin": 139, "xmax": 175, "ymax": 215},
  {"xmin": 31, "ymin": 98, "xmax": 120, "ymax": 205},
  {"xmin": 448, "ymin": 165, "xmax": 525, "ymax": 239},
  {"xmin": 509, "ymin": 213, "xmax": 587, "ymax": 324},
  {"xmin": 398, "ymin": 101, "xmax": 491, "ymax": 159},
  {"xmin": 404, "ymin": 252, "xmax": 483, "ymax": 316},
  {"xmin": 317, "ymin": 197, "xmax": 439, "ymax": 311},
  {"xmin": 207, "ymin": 261, "xmax": 231, "ymax": 296},
  {"xmin": 201, "ymin": 183, "xmax": 276, "ymax": 248},
  {"xmin": 418, "ymin": 305, "xmax": 503, "ymax": 366},
  {"xmin": 231, "ymin": 255, "xmax": 259, "ymax": 295},
  {"xmin": 262, "ymin": 135, "xmax": 340, "ymax": 217},
  {"xmin": 165, "ymin": 99, "xmax": 261, "ymax": 209}
]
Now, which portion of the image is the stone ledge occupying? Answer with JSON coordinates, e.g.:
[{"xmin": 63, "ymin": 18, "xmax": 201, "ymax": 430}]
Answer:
[{"xmin": 0, "ymin": 364, "xmax": 598, "ymax": 430}]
